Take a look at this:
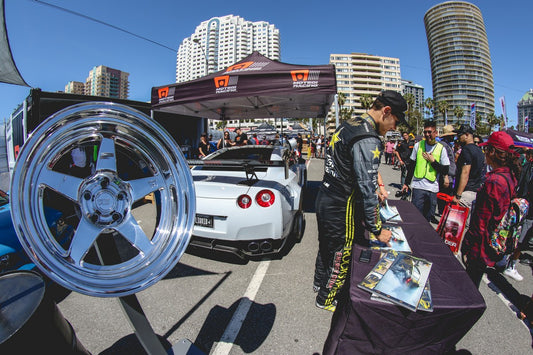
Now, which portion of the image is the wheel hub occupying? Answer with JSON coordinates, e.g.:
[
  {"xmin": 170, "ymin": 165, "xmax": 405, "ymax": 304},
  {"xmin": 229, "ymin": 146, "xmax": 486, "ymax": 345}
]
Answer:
[{"xmin": 80, "ymin": 173, "xmax": 130, "ymax": 227}]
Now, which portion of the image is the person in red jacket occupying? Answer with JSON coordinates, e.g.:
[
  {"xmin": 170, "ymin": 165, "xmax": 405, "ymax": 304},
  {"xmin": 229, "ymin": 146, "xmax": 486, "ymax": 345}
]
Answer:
[{"xmin": 461, "ymin": 131, "xmax": 522, "ymax": 288}]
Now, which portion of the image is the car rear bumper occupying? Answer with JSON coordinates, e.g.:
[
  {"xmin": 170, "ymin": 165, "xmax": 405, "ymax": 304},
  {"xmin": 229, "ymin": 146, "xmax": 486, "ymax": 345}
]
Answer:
[{"xmin": 187, "ymin": 235, "xmax": 287, "ymax": 259}]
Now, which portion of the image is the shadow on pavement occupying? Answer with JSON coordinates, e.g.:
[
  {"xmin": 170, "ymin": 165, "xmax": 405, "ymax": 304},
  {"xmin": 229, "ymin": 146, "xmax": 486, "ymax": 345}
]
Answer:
[
  {"xmin": 100, "ymin": 334, "xmax": 171, "ymax": 355},
  {"xmin": 485, "ymin": 267, "xmax": 533, "ymax": 337},
  {"xmin": 163, "ymin": 262, "xmax": 221, "ymax": 280},
  {"xmin": 194, "ymin": 298, "xmax": 276, "ymax": 353}
]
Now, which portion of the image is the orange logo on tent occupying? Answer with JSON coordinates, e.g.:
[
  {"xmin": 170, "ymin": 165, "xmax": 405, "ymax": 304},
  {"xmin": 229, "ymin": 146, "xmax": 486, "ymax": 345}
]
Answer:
[
  {"xmin": 291, "ymin": 70, "xmax": 309, "ymax": 82},
  {"xmin": 214, "ymin": 75, "xmax": 230, "ymax": 88},
  {"xmin": 226, "ymin": 62, "xmax": 254, "ymax": 72},
  {"xmin": 158, "ymin": 87, "xmax": 169, "ymax": 99}
]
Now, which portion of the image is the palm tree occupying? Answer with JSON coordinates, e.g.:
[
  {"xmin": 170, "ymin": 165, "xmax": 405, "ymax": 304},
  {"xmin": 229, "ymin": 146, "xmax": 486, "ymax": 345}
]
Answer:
[
  {"xmin": 403, "ymin": 93, "xmax": 418, "ymax": 133},
  {"xmin": 436, "ymin": 100, "xmax": 450, "ymax": 126},
  {"xmin": 453, "ymin": 106, "xmax": 464, "ymax": 124},
  {"xmin": 360, "ymin": 93, "xmax": 374, "ymax": 112},
  {"xmin": 337, "ymin": 92, "xmax": 354, "ymax": 123},
  {"xmin": 486, "ymin": 112, "xmax": 499, "ymax": 133},
  {"xmin": 216, "ymin": 120, "xmax": 227, "ymax": 130},
  {"xmin": 424, "ymin": 97, "xmax": 434, "ymax": 119}
]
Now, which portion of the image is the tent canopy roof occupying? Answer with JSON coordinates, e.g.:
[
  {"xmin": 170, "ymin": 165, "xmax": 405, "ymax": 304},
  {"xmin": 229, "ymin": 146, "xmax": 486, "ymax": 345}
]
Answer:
[{"xmin": 151, "ymin": 51, "xmax": 337, "ymax": 120}]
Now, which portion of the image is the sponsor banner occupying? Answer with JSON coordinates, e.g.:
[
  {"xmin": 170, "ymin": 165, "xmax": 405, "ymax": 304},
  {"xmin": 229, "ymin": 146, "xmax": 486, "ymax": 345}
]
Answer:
[
  {"xmin": 157, "ymin": 86, "xmax": 175, "ymax": 104},
  {"xmin": 224, "ymin": 61, "xmax": 269, "ymax": 73},
  {"xmin": 291, "ymin": 70, "xmax": 320, "ymax": 88},
  {"xmin": 214, "ymin": 75, "xmax": 239, "ymax": 94}
]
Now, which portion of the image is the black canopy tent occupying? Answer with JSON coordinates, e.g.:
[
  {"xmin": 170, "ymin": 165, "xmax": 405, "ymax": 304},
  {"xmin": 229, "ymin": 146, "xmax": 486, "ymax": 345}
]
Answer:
[
  {"xmin": 502, "ymin": 129, "xmax": 533, "ymax": 149},
  {"xmin": 151, "ymin": 51, "xmax": 337, "ymax": 121}
]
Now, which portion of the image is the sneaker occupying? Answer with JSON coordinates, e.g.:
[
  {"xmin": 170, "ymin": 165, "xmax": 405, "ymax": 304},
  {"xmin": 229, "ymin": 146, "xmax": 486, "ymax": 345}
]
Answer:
[
  {"xmin": 313, "ymin": 285, "xmax": 320, "ymax": 293},
  {"xmin": 315, "ymin": 298, "xmax": 337, "ymax": 312},
  {"xmin": 504, "ymin": 267, "xmax": 524, "ymax": 281}
]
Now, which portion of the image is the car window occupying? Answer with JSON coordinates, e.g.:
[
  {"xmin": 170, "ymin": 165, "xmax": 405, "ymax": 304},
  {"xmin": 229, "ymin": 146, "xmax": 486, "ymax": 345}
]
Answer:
[{"xmin": 207, "ymin": 147, "xmax": 274, "ymax": 161}]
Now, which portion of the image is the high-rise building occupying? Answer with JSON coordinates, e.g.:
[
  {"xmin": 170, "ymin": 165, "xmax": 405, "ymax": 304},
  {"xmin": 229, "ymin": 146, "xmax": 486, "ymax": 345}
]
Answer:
[
  {"xmin": 401, "ymin": 79, "xmax": 425, "ymax": 116},
  {"xmin": 424, "ymin": 1, "xmax": 494, "ymax": 125},
  {"xmin": 329, "ymin": 53, "xmax": 401, "ymax": 118},
  {"xmin": 518, "ymin": 89, "xmax": 533, "ymax": 131},
  {"xmin": 84, "ymin": 65, "xmax": 129, "ymax": 99},
  {"xmin": 65, "ymin": 81, "xmax": 85, "ymax": 95},
  {"xmin": 176, "ymin": 15, "xmax": 280, "ymax": 83}
]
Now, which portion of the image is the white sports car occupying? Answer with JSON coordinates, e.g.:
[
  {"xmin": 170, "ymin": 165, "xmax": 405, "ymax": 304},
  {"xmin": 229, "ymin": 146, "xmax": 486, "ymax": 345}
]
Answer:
[{"xmin": 189, "ymin": 144, "xmax": 306, "ymax": 259}]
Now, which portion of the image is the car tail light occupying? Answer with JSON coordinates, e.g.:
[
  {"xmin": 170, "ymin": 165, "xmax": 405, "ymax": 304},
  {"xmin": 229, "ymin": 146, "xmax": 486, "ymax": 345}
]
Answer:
[
  {"xmin": 256, "ymin": 189, "xmax": 275, "ymax": 207},
  {"xmin": 237, "ymin": 194, "xmax": 252, "ymax": 209}
]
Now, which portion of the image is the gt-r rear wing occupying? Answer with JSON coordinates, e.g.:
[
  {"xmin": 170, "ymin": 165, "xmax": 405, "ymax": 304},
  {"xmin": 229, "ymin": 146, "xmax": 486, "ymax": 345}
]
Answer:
[{"xmin": 187, "ymin": 159, "xmax": 289, "ymax": 181}]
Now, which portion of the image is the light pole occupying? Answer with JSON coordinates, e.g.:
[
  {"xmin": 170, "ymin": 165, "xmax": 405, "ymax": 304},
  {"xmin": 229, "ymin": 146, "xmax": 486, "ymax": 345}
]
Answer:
[{"xmin": 192, "ymin": 38, "xmax": 209, "ymax": 75}]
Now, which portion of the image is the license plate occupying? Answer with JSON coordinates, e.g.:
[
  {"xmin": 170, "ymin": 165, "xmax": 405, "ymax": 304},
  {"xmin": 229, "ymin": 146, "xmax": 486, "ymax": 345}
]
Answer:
[{"xmin": 195, "ymin": 214, "xmax": 214, "ymax": 228}]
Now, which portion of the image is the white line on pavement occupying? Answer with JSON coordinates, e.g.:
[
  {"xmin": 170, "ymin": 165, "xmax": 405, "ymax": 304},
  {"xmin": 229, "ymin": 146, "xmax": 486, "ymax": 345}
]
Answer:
[{"xmin": 212, "ymin": 260, "xmax": 271, "ymax": 355}]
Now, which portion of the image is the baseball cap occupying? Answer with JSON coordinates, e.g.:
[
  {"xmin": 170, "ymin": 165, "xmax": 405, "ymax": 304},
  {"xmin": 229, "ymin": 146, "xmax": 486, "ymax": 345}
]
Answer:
[
  {"xmin": 376, "ymin": 90, "xmax": 408, "ymax": 126},
  {"xmin": 479, "ymin": 131, "xmax": 515, "ymax": 153},
  {"xmin": 453, "ymin": 124, "xmax": 474, "ymax": 136}
]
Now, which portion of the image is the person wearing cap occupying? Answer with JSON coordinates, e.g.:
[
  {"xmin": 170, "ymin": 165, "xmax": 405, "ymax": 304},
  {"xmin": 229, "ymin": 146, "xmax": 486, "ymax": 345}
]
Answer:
[
  {"xmin": 401, "ymin": 120, "xmax": 450, "ymax": 222},
  {"xmin": 452, "ymin": 124, "xmax": 486, "ymax": 212},
  {"xmin": 461, "ymin": 131, "xmax": 522, "ymax": 287},
  {"xmin": 313, "ymin": 90, "xmax": 407, "ymax": 311},
  {"xmin": 437, "ymin": 125, "xmax": 458, "ymax": 215}
]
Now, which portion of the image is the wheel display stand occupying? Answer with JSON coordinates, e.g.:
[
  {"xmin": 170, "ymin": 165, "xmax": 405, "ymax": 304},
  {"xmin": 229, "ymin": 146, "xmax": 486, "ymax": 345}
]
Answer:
[{"xmin": 7, "ymin": 103, "xmax": 203, "ymax": 354}]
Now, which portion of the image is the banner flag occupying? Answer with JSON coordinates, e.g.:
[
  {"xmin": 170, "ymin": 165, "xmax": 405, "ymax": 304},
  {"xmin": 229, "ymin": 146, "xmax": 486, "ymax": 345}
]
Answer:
[
  {"xmin": 526, "ymin": 115, "xmax": 529, "ymax": 132},
  {"xmin": 470, "ymin": 103, "xmax": 476, "ymax": 130},
  {"xmin": 499, "ymin": 96, "xmax": 507, "ymax": 129}
]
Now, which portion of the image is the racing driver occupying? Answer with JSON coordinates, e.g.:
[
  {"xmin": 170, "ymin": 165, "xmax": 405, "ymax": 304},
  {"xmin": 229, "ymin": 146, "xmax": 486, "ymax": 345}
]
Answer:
[{"xmin": 313, "ymin": 90, "xmax": 408, "ymax": 311}]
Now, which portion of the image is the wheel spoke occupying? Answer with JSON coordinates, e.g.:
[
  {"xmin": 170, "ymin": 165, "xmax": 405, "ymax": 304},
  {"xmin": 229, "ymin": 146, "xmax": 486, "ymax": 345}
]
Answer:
[
  {"xmin": 115, "ymin": 214, "xmax": 154, "ymax": 256},
  {"xmin": 39, "ymin": 169, "xmax": 84, "ymax": 202},
  {"xmin": 96, "ymin": 137, "xmax": 117, "ymax": 172},
  {"xmin": 68, "ymin": 218, "xmax": 102, "ymax": 266},
  {"xmin": 129, "ymin": 175, "xmax": 165, "ymax": 203}
]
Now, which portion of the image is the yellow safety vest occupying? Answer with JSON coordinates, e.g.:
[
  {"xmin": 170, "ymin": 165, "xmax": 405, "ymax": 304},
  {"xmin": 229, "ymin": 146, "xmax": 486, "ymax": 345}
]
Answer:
[{"xmin": 414, "ymin": 140, "xmax": 443, "ymax": 182}]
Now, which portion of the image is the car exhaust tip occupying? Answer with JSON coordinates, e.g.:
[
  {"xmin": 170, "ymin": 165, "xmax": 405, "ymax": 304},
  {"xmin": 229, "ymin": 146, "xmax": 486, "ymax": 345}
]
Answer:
[
  {"xmin": 248, "ymin": 242, "xmax": 260, "ymax": 253},
  {"xmin": 260, "ymin": 240, "xmax": 272, "ymax": 252}
]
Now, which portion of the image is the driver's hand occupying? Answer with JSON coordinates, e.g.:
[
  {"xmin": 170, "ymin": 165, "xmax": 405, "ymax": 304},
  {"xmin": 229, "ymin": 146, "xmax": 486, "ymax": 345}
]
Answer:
[{"xmin": 376, "ymin": 229, "xmax": 392, "ymax": 246}]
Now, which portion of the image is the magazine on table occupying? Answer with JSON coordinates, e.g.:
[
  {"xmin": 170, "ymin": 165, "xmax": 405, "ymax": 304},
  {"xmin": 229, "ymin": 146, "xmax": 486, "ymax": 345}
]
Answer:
[
  {"xmin": 370, "ymin": 280, "xmax": 433, "ymax": 312},
  {"xmin": 370, "ymin": 226, "xmax": 411, "ymax": 253},
  {"xmin": 380, "ymin": 200, "xmax": 402, "ymax": 222},
  {"xmin": 358, "ymin": 250, "xmax": 432, "ymax": 312}
]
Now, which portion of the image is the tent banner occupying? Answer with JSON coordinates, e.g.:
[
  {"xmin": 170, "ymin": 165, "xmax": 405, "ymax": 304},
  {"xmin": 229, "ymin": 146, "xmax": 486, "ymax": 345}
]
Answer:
[{"xmin": 0, "ymin": 0, "xmax": 28, "ymax": 86}]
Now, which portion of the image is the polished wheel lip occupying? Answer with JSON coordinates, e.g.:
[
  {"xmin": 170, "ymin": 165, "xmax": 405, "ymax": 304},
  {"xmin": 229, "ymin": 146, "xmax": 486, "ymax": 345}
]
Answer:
[{"xmin": 10, "ymin": 102, "xmax": 196, "ymax": 297}]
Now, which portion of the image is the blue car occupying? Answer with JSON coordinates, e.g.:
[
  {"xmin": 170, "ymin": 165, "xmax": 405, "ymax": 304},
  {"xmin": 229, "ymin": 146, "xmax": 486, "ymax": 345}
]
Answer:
[
  {"xmin": 0, "ymin": 189, "xmax": 65, "ymax": 273},
  {"xmin": 0, "ymin": 189, "xmax": 36, "ymax": 272}
]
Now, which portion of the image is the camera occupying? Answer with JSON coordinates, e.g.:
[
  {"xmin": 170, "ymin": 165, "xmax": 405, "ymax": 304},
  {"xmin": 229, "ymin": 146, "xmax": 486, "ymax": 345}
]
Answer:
[{"xmin": 395, "ymin": 190, "xmax": 409, "ymax": 200}]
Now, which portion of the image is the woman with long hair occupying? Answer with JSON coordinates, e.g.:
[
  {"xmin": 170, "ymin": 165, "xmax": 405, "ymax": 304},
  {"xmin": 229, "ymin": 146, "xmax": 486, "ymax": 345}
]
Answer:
[{"xmin": 461, "ymin": 131, "xmax": 522, "ymax": 288}]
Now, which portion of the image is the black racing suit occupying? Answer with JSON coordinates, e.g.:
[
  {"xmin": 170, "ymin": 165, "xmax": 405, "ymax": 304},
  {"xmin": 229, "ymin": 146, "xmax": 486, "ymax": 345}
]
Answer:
[{"xmin": 314, "ymin": 113, "xmax": 383, "ymax": 310}]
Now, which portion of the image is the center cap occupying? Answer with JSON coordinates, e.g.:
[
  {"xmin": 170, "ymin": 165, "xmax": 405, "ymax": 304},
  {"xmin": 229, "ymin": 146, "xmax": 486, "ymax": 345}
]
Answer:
[{"xmin": 95, "ymin": 190, "xmax": 116, "ymax": 214}]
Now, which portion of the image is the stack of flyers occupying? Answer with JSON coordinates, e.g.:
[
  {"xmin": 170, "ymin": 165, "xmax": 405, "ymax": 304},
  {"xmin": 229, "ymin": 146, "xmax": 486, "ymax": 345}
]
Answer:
[
  {"xmin": 358, "ymin": 250, "xmax": 433, "ymax": 312},
  {"xmin": 370, "ymin": 226, "xmax": 411, "ymax": 253},
  {"xmin": 380, "ymin": 201, "xmax": 402, "ymax": 223},
  {"xmin": 370, "ymin": 280, "xmax": 433, "ymax": 312}
]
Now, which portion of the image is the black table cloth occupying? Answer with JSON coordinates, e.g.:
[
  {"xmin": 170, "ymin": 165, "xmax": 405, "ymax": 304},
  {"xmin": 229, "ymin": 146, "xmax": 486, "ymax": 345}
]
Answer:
[{"xmin": 323, "ymin": 200, "xmax": 486, "ymax": 354}]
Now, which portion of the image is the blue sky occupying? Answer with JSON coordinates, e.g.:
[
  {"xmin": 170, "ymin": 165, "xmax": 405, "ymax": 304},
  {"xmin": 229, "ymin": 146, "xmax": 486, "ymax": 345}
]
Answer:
[{"xmin": 1, "ymin": 0, "xmax": 530, "ymax": 127}]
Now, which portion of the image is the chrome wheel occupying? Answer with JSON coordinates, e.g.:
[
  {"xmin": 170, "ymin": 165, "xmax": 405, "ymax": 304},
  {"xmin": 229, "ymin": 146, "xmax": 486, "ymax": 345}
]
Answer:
[{"xmin": 10, "ymin": 102, "xmax": 195, "ymax": 297}]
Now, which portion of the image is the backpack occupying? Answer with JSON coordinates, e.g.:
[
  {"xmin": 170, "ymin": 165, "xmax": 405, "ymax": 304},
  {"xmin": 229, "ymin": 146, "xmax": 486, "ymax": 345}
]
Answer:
[{"xmin": 488, "ymin": 173, "xmax": 529, "ymax": 257}]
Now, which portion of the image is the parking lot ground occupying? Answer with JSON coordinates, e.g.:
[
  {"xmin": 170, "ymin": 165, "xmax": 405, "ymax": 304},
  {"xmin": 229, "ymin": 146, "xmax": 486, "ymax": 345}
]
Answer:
[{"xmin": 53, "ymin": 157, "xmax": 533, "ymax": 354}]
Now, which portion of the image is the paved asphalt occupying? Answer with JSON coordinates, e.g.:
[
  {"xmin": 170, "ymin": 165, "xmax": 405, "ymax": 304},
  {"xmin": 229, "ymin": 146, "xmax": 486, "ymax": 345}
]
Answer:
[{"xmin": 35, "ymin": 156, "xmax": 533, "ymax": 353}]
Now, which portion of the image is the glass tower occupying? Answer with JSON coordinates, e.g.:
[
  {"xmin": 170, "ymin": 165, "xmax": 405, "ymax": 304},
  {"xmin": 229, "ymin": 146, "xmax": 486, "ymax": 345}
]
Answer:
[{"xmin": 424, "ymin": 1, "xmax": 494, "ymax": 125}]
